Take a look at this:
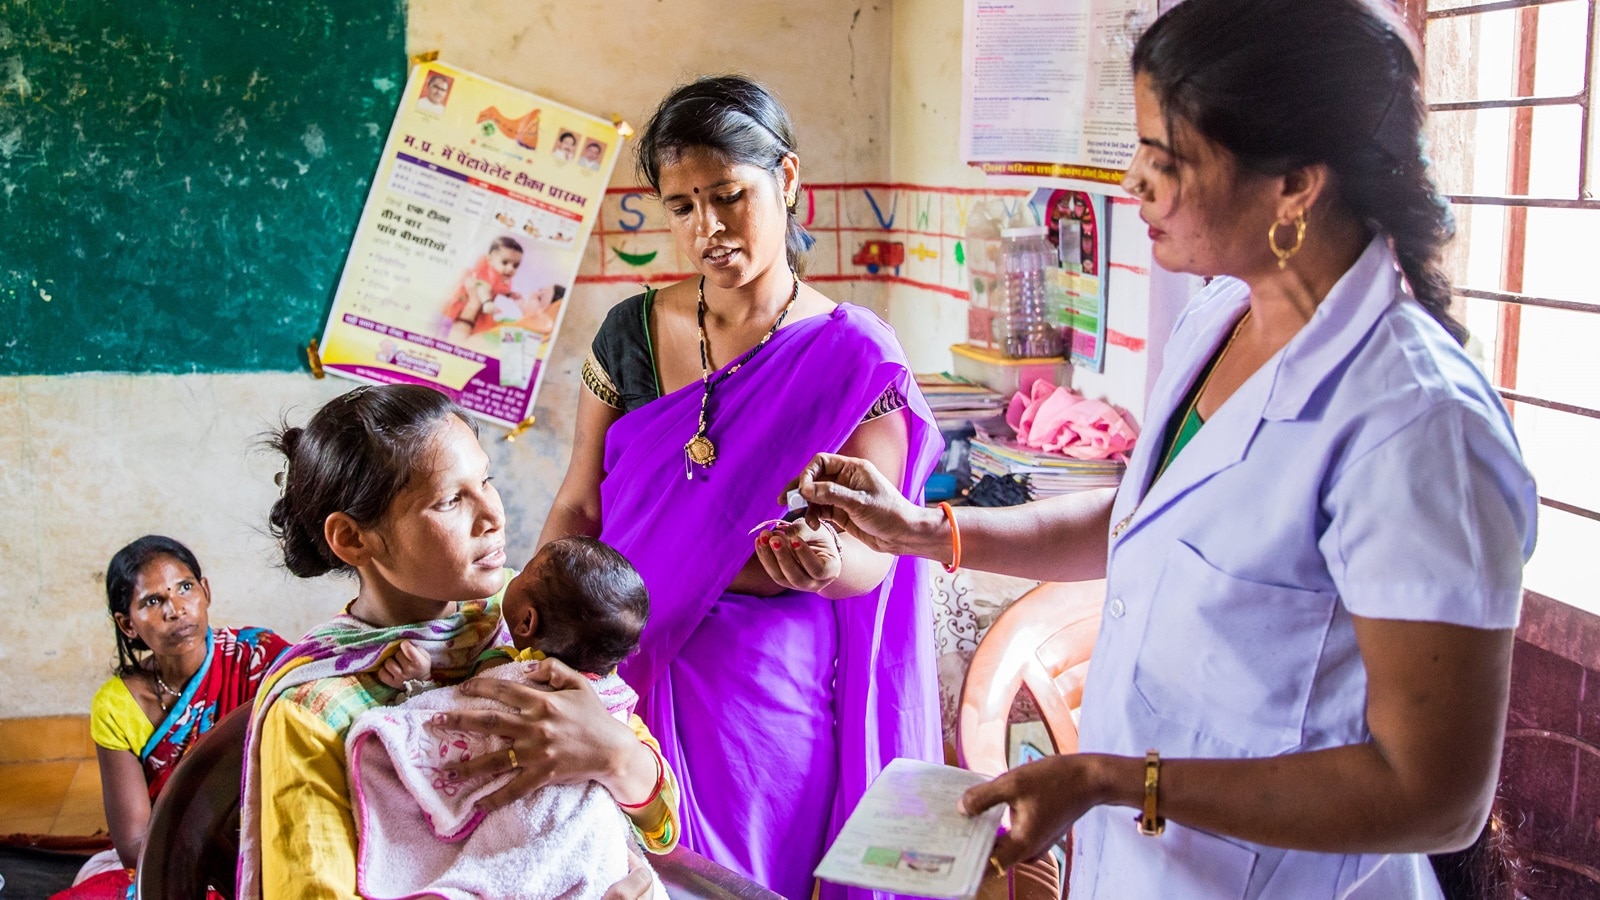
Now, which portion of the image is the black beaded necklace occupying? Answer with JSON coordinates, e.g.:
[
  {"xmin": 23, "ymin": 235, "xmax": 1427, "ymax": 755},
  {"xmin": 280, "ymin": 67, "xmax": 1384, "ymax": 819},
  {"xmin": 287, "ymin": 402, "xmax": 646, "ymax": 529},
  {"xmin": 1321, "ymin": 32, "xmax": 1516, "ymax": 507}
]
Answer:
[{"xmin": 684, "ymin": 273, "xmax": 800, "ymax": 476}]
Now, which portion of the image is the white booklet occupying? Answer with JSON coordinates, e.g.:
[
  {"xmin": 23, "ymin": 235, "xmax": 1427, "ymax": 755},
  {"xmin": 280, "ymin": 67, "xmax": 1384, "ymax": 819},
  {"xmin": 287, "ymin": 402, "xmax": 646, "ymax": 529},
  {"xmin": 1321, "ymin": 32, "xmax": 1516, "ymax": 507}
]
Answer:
[{"xmin": 814, "ymin": 758, "xmax": 1004, "ymax": 900}]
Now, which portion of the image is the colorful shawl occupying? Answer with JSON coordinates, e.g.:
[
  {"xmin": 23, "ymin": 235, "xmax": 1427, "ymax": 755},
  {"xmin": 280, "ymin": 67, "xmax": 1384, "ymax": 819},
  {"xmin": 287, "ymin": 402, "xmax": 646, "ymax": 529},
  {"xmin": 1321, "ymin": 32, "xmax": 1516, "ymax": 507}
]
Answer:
[
  {"xmin": 235, "ymin": 587, "xmax": 510, "ymax": 900},
  {"xmin": 603, "ymin": 303, "xmax": 944, "ymax": 900},
  {"xmin": 140, "ymin": 626, "xmax": 289, "ymax": 799}
]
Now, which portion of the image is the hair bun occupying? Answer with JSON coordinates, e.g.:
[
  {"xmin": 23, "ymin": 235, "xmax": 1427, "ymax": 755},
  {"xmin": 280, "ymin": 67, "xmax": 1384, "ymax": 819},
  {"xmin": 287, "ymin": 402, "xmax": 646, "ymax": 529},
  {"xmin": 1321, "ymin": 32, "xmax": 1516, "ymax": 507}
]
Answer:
[{"xmin": 278, "ymin": 425, "xmax": 304, "ymax": 460}]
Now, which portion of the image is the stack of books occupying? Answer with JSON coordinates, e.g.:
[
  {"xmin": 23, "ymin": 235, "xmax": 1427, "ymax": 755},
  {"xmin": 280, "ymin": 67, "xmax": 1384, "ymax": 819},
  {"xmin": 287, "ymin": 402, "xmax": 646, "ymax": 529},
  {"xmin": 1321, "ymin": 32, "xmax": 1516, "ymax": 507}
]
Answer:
[
  {"xmin": 967, "ymin": 434, "xmax": 1124, "ymax": 499},
  {"xmin": 915, "ymin": 373, "xmax": 1008, "ymax": 427}
]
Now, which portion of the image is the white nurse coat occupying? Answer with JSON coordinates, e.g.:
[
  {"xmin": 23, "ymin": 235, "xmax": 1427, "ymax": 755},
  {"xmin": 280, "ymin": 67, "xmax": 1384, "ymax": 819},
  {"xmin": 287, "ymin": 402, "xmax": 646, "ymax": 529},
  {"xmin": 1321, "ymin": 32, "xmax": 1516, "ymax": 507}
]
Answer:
[{"xmin": 1069, "ymin": 238, "xmax": 1537, "ymax": 899}]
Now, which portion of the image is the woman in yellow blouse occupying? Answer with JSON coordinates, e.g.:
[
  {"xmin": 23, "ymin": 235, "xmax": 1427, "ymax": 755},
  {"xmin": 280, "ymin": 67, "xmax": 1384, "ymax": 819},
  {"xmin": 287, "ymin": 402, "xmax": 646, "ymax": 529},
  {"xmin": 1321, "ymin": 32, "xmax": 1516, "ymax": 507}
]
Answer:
[
  {"xmin": 235, "ymin": 385, "xmax": 676, "ymax": 900},
  {"xmin": 64, "ymin": 535, "xmax": 288, "ymax": 898}
]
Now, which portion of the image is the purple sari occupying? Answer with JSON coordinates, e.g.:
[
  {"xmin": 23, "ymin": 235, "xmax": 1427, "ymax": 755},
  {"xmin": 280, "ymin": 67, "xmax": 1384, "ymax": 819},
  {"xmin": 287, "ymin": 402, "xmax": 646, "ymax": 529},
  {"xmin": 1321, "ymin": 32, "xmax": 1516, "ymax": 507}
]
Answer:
[{"xmin": 603, "ymin": 303, "xmax": 943, "ymax": 900}]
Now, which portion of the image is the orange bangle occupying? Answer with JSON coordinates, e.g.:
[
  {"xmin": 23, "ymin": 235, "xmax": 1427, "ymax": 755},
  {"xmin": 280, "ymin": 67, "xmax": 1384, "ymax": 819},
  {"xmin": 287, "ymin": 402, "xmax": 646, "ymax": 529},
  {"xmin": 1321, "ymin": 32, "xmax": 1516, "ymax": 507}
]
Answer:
[
  {"xmin": 618, "ymin": 741, "xmax": 667, "ymax": 810},
  {"xmin": 939, "ymin": 501, "xmax": 961, "ymax": 573}
]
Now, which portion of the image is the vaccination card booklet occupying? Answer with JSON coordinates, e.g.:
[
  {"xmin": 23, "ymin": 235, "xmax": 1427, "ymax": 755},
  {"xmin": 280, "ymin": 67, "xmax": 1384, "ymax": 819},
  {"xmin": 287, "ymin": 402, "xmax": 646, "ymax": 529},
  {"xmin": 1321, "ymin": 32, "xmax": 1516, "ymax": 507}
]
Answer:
[{"xmin": 814, "ymin": 758, "xmax": 1004, "ymax": 900}]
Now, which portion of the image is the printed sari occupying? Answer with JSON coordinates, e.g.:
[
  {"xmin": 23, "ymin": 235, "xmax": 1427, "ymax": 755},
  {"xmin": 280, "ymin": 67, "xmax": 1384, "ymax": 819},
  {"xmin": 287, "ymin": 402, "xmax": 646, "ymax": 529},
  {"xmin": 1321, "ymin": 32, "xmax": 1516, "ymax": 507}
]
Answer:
[
  {"xmin": 235, "ymin": 592, "xmax": 509, "ymax": 900},
  {"xmin": 604, "ymin": 303, "xmax": 944, "ymax": 900},
  {"xmin": 50, "ymin": 627, "xmax": 287, "ymax": 900},
  {"xmin": 141, "ymin": 627, "xmax": 290, "ymax": 798}
]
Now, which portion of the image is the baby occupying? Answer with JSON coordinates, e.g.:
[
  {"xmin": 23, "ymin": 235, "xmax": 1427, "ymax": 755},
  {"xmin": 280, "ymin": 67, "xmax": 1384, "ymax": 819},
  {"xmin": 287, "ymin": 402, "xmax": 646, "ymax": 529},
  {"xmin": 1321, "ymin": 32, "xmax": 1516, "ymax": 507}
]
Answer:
[
  {"xmin": 380, "ymin": 534, "xmax": 648, "ymax": 708},
  {"xmin": 440, "ymin": 236, "xmax": 524, "ymax": 341},
  {"xmin": 346, "ymin": 536, "xmax": 657, "ymax": 900}
]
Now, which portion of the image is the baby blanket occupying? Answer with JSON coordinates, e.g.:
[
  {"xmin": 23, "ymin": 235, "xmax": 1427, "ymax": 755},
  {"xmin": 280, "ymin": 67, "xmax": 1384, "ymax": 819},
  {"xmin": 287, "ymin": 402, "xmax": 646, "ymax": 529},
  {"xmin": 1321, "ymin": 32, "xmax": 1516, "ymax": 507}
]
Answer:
[{"xmin": 346, "ymin": 659, "xmax": 659, "ymax": 900}]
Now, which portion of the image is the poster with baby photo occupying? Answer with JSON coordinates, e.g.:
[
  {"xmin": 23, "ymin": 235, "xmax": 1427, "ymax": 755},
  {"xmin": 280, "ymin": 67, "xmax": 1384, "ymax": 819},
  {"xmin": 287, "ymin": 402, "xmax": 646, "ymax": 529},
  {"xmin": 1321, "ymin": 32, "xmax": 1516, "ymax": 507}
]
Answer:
[{"xmin": 317, "ymin": 61, "xmax": 623, "ymax": 428}]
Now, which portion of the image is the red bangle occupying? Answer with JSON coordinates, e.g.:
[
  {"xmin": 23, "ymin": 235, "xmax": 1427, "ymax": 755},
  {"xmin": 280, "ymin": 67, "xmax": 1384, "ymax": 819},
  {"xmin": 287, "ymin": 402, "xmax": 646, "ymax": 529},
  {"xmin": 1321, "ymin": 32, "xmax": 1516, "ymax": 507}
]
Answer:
[
  {"xmin": 939, "ymin": 501, "xmax": 961, "ymax": 574},
  {"xmin": 618, "ymin": 741, "xmax": 667, "ymax": 810}
]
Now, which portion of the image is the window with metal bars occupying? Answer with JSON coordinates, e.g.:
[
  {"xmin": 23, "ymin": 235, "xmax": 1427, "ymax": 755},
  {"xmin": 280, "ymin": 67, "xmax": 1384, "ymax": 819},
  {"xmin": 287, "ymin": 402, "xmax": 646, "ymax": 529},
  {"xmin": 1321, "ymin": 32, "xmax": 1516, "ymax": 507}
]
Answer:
[{"xmin": 1402, "ymin": 0, "xmax": 1599, "ymax": 613}]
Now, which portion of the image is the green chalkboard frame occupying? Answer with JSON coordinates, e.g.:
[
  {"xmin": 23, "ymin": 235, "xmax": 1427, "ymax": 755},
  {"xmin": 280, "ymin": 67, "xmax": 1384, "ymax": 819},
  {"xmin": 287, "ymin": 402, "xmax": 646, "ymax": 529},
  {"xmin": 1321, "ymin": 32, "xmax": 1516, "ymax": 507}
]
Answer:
[{"xmin": 0, "ymin": 0, "xmax": 406, "ymax": 375}]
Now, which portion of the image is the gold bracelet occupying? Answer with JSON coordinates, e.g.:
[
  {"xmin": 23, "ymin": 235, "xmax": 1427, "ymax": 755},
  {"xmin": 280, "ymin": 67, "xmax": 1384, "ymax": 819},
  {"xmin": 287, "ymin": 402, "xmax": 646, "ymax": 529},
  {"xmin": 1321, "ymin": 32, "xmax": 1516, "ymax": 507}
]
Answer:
[{"xmin": 1135, "ymin": 749, "xmax": 1165, "ymax": 836}]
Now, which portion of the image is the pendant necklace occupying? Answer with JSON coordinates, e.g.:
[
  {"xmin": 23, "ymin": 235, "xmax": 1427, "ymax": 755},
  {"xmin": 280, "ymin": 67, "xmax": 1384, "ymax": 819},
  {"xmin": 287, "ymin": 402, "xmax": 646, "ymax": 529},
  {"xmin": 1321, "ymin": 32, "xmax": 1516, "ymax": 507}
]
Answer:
[{"xmin": 685, "ymin": 272, "xmax": 800, "ymax": 476}]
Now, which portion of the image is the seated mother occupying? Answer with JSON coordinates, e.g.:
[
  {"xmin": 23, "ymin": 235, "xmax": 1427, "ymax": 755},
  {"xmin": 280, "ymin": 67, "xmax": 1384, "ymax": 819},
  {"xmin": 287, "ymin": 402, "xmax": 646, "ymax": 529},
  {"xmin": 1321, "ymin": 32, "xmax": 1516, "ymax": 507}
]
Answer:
[{"xmin": 56, "ymin": 535, "xmax": 289, "ymax": 899}]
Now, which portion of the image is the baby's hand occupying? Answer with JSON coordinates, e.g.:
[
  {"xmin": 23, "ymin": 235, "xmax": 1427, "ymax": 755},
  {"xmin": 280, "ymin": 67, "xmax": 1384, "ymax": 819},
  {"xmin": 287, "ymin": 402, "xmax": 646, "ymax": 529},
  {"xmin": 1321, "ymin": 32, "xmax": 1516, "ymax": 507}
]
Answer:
[{"xmin": 378, "ymin": 640, "xmax": 433, "ymax": 691}]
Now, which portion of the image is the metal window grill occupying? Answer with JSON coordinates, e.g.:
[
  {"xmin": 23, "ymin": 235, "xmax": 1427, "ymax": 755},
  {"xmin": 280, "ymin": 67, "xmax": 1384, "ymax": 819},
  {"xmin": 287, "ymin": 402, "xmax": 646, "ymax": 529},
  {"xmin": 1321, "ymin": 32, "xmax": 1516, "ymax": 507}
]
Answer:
[{"xmin": 1407, "ymin": 0, "xmax": 1600, "ymax": 538}]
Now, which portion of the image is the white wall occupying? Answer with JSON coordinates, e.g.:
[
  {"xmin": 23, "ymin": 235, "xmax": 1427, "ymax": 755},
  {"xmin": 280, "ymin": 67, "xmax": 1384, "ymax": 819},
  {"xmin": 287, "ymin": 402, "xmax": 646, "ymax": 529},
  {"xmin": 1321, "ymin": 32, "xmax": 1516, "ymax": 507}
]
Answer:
[{"xmin": 0, "ymin": 0, "xmax": 894, "ymax": 718}]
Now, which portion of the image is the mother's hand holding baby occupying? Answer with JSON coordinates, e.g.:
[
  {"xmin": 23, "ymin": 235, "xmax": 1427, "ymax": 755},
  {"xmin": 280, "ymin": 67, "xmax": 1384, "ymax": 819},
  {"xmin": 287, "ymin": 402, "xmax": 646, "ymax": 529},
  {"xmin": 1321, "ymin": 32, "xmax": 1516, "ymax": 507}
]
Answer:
[{"xmin": 427, "ymin": 656, "xmax": 665, "ymax": 814}]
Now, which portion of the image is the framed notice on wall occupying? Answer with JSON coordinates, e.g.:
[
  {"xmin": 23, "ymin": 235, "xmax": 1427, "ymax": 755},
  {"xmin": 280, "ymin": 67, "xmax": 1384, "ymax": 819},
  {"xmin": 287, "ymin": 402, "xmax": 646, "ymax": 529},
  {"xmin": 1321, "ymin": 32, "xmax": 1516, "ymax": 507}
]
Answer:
[
  {"xmin": 960, "ymin": 0, "xmax": 1159, "ymax": 192},
  {"xmin": 319, "ymin": 61, "xmax": 622, "ymax": 427}
]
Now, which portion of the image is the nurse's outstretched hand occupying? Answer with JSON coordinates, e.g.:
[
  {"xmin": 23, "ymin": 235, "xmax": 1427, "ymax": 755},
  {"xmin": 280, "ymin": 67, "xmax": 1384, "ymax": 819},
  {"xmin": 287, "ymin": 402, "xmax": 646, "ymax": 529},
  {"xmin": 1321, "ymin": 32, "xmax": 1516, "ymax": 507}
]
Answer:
[
  {"xmin": 790, "ymin": 452, "xmax": 939, "ymax": 554},
  {"xmin": 959, "ymin": 754, "xmax": 1107, "ymax": 871}
]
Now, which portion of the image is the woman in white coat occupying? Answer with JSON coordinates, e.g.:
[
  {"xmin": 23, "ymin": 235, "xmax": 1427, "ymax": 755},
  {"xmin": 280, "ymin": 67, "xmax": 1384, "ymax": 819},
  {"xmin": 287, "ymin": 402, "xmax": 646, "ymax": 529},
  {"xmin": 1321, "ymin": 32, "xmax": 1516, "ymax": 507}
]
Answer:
[{"xmin": 779, "ymin": 0, "xmax": 1537, "ymax": 896}]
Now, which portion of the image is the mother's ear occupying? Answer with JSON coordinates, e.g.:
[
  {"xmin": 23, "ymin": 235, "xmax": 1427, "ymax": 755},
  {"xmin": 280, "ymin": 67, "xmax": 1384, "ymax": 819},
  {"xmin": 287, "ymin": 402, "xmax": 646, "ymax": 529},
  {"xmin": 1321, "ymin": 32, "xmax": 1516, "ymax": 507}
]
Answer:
[{"xmin": 324, "ymin": 511, "xmax": 375, "ymax": 569}]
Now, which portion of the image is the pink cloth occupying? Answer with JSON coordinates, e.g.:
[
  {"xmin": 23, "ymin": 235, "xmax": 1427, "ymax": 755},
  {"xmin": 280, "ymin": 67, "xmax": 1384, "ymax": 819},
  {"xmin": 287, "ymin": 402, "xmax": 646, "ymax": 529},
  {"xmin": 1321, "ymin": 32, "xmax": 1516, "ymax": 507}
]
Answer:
[
  {"xmin": 345, "ymin": 659, "xmax": 657, "ymax": 900},
  {"xmin": 1005, "ymin": 380, "xmax": 1138, "ymax": 461}
]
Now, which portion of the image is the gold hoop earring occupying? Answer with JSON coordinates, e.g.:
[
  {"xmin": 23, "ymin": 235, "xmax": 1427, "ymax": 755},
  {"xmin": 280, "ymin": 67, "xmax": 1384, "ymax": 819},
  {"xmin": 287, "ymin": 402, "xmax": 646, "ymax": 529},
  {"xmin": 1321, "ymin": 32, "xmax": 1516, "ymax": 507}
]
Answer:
[
  {"xmin": 1269, "ymin": 212, "xmax": 1307, "ymax": 269},
  {"xmin": 785, "ymin": 190, "xmax": 798, "ymax": 212}
]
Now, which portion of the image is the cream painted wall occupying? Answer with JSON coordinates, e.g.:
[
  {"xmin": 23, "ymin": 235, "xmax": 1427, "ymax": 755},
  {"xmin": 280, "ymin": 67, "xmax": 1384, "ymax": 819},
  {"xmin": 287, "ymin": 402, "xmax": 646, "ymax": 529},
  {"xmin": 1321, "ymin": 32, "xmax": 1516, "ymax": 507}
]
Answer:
[
  {"xmin": 0, "ymin": 374, "xmax": 350, "ymax": 717},
  {"xmin": 0, "ymin": 0, "xmax": 895, "ymax": 719},
  {"xmin": 409, "ymin": 0, "xmax": 894, "ymax": 190},
  {"xmin": 886, "ymin": 0, "xmax": 988, "ymax": 374}
]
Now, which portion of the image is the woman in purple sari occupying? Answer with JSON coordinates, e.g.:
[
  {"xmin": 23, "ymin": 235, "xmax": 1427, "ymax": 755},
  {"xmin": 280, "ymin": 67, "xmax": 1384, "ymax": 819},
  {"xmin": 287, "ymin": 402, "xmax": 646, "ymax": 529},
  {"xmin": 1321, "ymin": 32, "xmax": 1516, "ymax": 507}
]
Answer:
[{"xmin": 541, "ymin": 76, "xmax": 943, "ymax": 900}]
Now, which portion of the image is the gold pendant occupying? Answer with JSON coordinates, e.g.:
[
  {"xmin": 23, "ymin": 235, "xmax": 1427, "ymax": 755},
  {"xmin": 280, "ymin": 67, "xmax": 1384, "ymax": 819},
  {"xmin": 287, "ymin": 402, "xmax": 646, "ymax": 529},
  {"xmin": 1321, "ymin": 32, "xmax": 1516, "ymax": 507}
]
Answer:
[{"xmin": 685, "ymin": 434, "xmax": 717, "ymax": 467}]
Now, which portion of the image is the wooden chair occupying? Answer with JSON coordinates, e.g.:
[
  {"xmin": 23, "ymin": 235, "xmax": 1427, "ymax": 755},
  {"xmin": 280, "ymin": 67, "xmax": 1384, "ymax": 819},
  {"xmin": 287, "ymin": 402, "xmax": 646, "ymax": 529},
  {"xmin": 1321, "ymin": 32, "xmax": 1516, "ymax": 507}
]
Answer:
[
  {"xmin": 955, "ymin": 580, "xmax": 1105, "ymax": 900},
  {"xmin": 136, "ymin": 705, "xmax": 781, "ymax": 900}
]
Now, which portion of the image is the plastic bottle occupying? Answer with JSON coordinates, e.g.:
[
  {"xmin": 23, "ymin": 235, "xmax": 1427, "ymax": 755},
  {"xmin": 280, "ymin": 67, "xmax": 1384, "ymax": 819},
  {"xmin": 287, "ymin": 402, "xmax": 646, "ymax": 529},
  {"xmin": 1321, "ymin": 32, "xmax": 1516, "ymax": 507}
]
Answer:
[{"xmin": 996, "ymin": 225, "xmax": 1062, "ymax": 358}]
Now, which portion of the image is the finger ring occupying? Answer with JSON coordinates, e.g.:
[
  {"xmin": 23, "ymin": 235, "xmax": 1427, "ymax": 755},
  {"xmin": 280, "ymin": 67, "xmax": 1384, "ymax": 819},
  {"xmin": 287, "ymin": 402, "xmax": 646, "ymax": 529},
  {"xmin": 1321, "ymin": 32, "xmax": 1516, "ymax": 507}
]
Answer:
[{"xmin": 507, "ymin": 747, "xmax": 519, "ymax": 769}]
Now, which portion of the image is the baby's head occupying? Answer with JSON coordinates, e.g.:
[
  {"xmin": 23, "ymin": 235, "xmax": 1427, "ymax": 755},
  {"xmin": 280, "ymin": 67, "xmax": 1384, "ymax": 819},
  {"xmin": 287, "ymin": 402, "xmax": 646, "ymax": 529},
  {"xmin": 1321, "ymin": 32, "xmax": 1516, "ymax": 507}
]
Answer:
[
  {"xmin": 502, "ymin": 536, "xmax": 648, "ymax": 675},
  {"xmin": 267, "ymin": 384, "xmax": 506, "ymax": 604},
  {"xmin": 487, "ymin": 236, "xmax": 524, "ymax": 278}
]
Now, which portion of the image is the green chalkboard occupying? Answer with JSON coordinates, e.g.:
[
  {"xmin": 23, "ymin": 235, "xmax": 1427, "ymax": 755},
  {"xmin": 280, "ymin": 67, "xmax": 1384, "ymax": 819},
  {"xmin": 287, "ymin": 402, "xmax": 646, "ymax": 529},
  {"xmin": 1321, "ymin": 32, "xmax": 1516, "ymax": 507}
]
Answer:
[{"xmin": 0, "ymin": 0, "xmax": 406, "ymax": 375}]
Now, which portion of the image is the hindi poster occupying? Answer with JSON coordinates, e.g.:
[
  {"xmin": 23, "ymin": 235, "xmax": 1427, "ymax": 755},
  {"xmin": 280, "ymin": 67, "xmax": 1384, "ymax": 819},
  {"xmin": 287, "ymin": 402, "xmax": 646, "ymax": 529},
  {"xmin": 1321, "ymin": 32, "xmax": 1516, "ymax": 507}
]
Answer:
[
  {"xmin": 319, "ymin": 61, "xmax": 622, "ymax": 427},
  {"xmin": 960, "ymin": 0, "xmax": 1159, "ymax": 192}
]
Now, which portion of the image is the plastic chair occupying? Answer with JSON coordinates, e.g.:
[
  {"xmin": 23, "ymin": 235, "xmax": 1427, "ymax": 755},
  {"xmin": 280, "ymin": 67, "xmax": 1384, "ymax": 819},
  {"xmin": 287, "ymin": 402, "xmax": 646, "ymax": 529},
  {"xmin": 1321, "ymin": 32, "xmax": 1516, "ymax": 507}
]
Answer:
[
  {"xmin": 957, "ymin": 579, "xmax": 1104, "ymax": 777},
  {"xmin": 134, "ymin": 704, "xmax": 780, "ymax": 900},
  {"xmin": 137, "ymin": 703, "xmax": 248, "ymax": 899},
  {"xmin": 956, "ymin": 579, "xmax": 1105, "ymax": 900}
]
